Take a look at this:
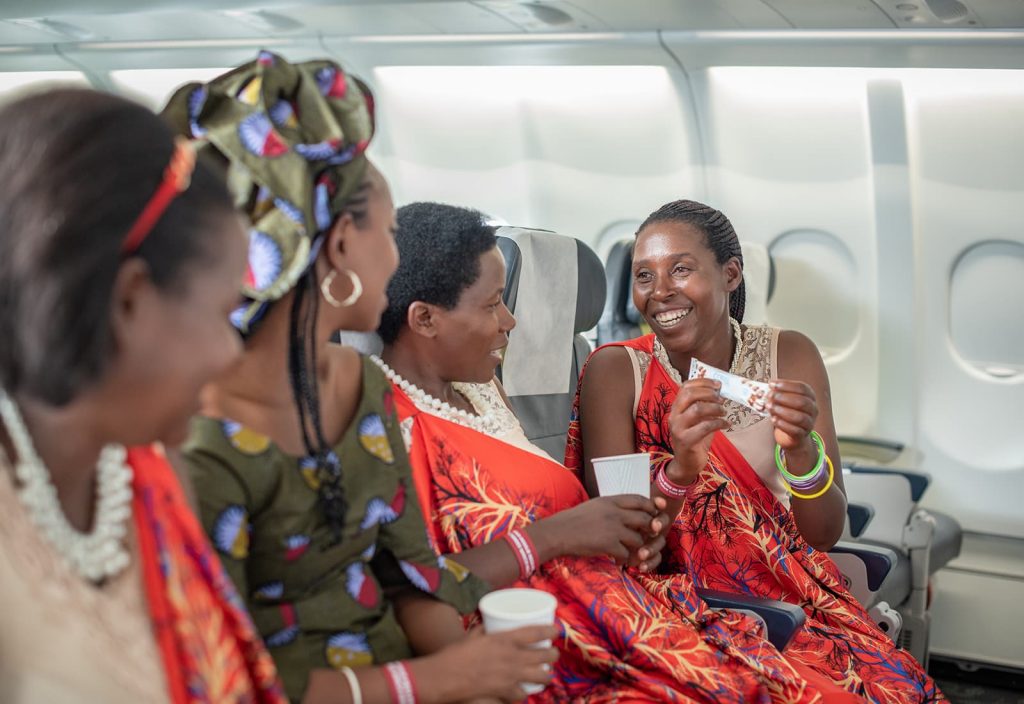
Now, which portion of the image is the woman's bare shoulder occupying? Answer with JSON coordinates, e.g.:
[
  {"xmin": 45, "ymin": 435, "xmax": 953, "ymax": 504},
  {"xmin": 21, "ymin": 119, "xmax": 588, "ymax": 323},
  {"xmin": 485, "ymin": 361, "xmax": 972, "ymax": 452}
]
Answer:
[{"xmin": 777, "ymin": 329, "xmax": 830, "ymax": 388}]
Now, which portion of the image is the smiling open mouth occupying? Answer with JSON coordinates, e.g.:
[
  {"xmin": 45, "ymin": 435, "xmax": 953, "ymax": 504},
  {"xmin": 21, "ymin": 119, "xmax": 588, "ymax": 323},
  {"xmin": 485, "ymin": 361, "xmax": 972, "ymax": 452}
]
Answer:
[{"xmin": 653, "ymin": 309, "xmax": 691, "ymax": 327}]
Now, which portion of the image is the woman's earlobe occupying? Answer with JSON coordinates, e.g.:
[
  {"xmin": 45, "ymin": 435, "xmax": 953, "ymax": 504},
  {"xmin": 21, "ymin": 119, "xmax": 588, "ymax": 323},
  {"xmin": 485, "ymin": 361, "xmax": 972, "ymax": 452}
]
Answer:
[
  {"xmin": 726, "ymin": 260, "xmax": 743, "ymax": 292},
  {"xmin": 407, "ymin": 301, "xmax": 438, "ymax": 338},
  {"xmin": 324, "ymin": 212, "xmax": 353, "ymax": 269},
  {"xmin": 109, "ymin": 259, "xmax": 152, "ymax": 330}
]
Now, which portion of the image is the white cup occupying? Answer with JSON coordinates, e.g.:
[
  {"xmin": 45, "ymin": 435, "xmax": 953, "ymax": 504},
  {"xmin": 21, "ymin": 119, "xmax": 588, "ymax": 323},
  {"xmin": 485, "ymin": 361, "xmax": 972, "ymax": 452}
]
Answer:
[
  {"xmin": 479, "ymin": 588, "xmax": 557, "ymax": 695},
  {"xmin": 591, "ymin": 453, "xmax": 651, "ymax": 498}
]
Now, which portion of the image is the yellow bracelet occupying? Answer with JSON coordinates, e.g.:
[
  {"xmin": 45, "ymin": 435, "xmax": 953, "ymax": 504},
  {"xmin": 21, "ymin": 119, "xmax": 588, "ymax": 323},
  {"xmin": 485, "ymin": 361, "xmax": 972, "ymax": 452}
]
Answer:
[{"xmin": 788, "ymin": 455, "xmax": 835, "ymax": 500}]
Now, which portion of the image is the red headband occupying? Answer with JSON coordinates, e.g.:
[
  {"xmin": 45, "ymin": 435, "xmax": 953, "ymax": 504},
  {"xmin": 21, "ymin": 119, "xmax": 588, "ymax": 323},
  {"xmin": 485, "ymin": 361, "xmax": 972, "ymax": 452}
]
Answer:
[{"xmin": 121, "ymin": 138, "xmax": 197, "ymax": 255}]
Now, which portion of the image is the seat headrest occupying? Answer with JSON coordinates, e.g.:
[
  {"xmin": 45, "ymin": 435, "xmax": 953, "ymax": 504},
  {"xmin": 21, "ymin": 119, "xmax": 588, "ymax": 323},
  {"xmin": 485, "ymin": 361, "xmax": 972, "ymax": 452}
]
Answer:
[
  {"xmin": 603, "ymin": 239, "xmax": 642, "ymax": 325},
  {"xmin": 334, "ymin": 330, "xmax": 383, "ymax": 355},
  {"xmin": 496, "ymin": 227, "xmax": 606, "ymax": 334},
  {"xmin": 739, "ymin": 240, "xmax": 773, "ymax": 325},
  {"xmin": 496, "ymin": 226, "xmax": 606, "ymax": 398},
  {"xmin": 575, "ymin": 240, "xmax": 606, "ymax": 333}
]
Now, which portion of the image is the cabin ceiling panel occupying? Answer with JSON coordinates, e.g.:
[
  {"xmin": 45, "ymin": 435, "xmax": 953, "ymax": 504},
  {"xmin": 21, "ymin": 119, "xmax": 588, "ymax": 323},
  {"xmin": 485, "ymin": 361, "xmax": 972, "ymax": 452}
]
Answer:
[
  {"xmin": 967, "ymin": 0, "xmax": 1024, "ymax": 26},
  {"xmin": 4, "ymin": 12, "xmax": 277, "ymax": 43},
  {"xmin": 544, "ymin": 0, "xmax": 745, "ymax": 31},
  {"xmin": 760, "ymin": 0, "xmax": 896, "ymax": 29},
  {"xmin": 0, "ymin": 0, "xmax": 436, "ymax": 19}
]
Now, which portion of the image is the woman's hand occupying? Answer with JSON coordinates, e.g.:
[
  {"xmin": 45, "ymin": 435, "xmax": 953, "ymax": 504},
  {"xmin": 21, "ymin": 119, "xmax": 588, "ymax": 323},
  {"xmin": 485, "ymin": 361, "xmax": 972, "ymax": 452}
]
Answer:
[
  {"xmin": 767, "ymin": 379, "xmax": 819, "ymax": 461},
  {"xmin": 665, "ymin": 378, "xmax": 728, "ymax": 484},
  {"xmin": 417, "ymin": 625, "xmax": 558, "ymax": 702},
  {"xmin": 629, "ymin": 496, "xmax": 669, "ymax": 573},
  {"xmin": 539, "ymin": 495, "xmax": 667, "ymax": 571}
]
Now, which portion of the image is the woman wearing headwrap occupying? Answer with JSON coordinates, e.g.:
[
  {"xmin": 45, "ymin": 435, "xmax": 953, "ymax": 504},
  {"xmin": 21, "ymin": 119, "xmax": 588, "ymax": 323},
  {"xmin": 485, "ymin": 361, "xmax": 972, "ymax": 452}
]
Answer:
[
  {"xmin": 0, "ymin": 89, "xmax": 283, "ymax": 703},
  {"xmin": 168, "ymin": 53, "xmax": 555, "ymax": 704}
]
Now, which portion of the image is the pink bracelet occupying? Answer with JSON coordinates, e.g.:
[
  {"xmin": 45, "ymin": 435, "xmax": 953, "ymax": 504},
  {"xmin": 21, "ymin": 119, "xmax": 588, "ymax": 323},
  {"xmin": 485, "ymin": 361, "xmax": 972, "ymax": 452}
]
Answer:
[
  {"xmin": 655, "ymin": 465, "xmax": 692, "ymax": 500},
  {"xmin": 503, "ymin": 528, "xmax": 538, "ymax": 579},
  {"xmin": 384, "ymin": 662, "xmax": 417, "ymax": 704}
]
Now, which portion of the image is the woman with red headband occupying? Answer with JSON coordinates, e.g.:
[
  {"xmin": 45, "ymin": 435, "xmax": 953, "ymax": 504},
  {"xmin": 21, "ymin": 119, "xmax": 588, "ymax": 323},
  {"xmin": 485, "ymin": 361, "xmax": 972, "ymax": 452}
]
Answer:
[{"xmin": 0, "ymin": 89, "xmax": 283, "ymax": 702}]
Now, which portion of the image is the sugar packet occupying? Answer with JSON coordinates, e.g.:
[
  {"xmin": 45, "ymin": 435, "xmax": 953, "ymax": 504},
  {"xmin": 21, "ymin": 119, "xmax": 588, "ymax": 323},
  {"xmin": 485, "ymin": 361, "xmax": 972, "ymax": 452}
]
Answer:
[{"xmin": 688, "ymin": 358, "xmax": 770, "ymax": 415}]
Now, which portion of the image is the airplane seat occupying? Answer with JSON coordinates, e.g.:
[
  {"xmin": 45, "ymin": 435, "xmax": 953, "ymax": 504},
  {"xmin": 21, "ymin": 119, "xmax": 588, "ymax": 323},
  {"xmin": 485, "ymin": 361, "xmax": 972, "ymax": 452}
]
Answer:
[
  {"xmin": 596, "ymin": 238, "xmax": 642, "ymax": 346},
  {"xmin": 334, "ymin": 330, "xmax": 384, "ymax": 356},
  {"xmin": 837, "ymin": 458, "xmax": 964, "ymax": 665},
  {"xmin": 495, "ymin": 227, "xmax": 606, "ymax": 460}
]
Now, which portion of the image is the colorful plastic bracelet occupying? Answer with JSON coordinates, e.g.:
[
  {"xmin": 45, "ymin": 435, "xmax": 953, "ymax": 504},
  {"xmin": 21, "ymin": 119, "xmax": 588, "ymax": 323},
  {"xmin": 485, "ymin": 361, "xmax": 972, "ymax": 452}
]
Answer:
[
  {"xmin": 788, "ymin": 455, "xmax": 835, "ymax": 500},
  {"xmin": 339, "ymin": 667, "xmax": 363, "ymax": 704},
  {"xmin": 655, "ymin": 465, "xmax": 691, "ymax": 499},
  {"xmin": 775, "ymin": 430, "xmax": 826, "ymax": 483},
  {"xmin": 384, "ymin": 662, "xmax": 417, "ymax": 704},
  {"xmin": 504, "ymin": 528, "xmax": 538, "ymax": 579}
]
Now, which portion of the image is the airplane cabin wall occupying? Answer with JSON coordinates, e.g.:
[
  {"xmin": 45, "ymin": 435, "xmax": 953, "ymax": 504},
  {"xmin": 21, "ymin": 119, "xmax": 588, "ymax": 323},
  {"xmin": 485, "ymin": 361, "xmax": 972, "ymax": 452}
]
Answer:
[{"xmin": 342, "ymin": 36, "xmax": 705, "ymax": 251}]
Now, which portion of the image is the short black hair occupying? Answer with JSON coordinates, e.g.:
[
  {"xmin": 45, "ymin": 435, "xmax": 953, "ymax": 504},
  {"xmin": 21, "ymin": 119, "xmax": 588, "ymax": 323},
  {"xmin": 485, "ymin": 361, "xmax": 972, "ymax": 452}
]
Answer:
[
  {"xmin": 0, "ymin": 88, "xmax": 236, "ymax": 406},
  {"xmin": 637, "ymin": 199, "xmax": 746, "ymax": 323},
  {"xmin": 378, "ymin": 202, "xmax": 496, "ymax": 344}
]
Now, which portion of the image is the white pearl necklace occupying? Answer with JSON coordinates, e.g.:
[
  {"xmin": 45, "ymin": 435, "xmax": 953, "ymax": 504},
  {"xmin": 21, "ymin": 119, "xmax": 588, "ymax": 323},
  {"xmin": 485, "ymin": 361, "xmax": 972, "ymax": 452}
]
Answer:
[
  {"xmin": 370, "ymin": 356, "xmax": 507, "ymax": 436},
  {"xmin": 654, "ymin": 317, "xmax": 745, "ymax": 386},
  {"xmin": 0, "ymin": 390, "xmax": 133, "ymax": 583}
]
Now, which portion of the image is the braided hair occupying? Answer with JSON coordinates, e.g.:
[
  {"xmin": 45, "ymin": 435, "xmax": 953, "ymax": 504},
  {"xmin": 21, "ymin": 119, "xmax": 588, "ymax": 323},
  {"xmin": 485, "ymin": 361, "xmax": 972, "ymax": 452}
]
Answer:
[
  {"xmin": 287, "ymin": 180, "xmax": 372, "ymax": 542},
  {"xmin": 636, "ymin": 200, "xmax": 746, "ymax": 323}
]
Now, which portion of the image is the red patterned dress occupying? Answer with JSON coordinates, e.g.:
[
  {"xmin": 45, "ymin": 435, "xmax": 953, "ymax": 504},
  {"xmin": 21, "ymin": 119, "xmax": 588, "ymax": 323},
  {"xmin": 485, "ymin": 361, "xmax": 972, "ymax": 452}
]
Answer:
[
  {"xmin": 395, "ymin": 375, "xmax": 862, "ymax": 704},
  {"xmin": 566, "ymin": 333, "xmax": 943, "ymax": 703}
]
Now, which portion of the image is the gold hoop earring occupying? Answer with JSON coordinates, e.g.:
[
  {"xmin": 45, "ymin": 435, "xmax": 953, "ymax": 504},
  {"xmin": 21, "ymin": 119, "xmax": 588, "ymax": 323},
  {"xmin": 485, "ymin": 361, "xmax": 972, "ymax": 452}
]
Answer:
[{"xmin": 321, "ymin": 269, "xmax": 363, "ymax": 308}]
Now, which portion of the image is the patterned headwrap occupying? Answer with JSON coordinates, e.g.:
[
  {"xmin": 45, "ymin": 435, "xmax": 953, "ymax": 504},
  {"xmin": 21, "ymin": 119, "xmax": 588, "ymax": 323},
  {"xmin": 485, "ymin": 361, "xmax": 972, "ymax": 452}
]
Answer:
[{"xmin": 163, "ymin": 51, "xmax": 375, "ymax": 334}]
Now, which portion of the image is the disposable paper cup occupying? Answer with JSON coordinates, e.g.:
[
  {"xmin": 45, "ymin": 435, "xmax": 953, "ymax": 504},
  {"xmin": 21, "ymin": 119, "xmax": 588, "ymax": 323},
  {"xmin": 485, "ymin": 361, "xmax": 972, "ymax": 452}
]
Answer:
[
  {"xmin": 591, "ymin": 453, "xmax": 651, "ymax": 498},
  {"xmin": 479, "ymin": 588, "xmax": 557, "ymax": 694}
]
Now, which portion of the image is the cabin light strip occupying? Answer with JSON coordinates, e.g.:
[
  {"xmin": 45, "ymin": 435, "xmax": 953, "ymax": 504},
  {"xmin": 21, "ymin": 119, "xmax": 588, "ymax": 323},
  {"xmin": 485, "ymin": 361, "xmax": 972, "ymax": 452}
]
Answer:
[
  {"xmin": 14, "ymin": 28, "xmax": 1023, "ymax": 54},
  {"xmin": 71, "ymin": 37, "xmax": 309, "ymax": 51},
  {"xmin": 677, "ymin": 29, "xmax": 1024, "ymax": 42},
  {"xmin": 345, "ymin": 32, "xmax": 629, "ymax": 44}
]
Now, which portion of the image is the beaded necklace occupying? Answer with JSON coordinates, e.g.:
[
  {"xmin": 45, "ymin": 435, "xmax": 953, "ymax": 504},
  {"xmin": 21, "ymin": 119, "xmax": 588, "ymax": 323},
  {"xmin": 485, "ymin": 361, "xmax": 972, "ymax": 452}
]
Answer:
[
  {"xmin": 370, "ymin": 356, "xmax": 513, "ymax": 436},
  {"xmin": 0, "ymin": 390, "xmax": 133, "ymax": 583},
  {"xmin": 652, "ymin": 317, "xmax": 744, "ymax": 385}
]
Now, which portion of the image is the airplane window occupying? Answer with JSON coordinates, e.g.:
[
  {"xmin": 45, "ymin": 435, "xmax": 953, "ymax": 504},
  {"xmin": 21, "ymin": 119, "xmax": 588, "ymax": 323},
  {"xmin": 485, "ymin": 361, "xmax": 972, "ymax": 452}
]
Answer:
[
  {"xmin": 949, "ymin": 241, "xmax": 1024, "ymax": 379},
  {"xmin": 0, "ymin": 71, "xmax": 88, "ymax": 104},
  {"xmin": 767, "ymin": 229, "xmax": 859, "ymax": 361},
  {"xmin": 110, "ymin": 68, "xmax": 230, "ymax": 109},
  {"xmin": 595, "ymin": 220, "xmax": 641, "ymax": 261}
]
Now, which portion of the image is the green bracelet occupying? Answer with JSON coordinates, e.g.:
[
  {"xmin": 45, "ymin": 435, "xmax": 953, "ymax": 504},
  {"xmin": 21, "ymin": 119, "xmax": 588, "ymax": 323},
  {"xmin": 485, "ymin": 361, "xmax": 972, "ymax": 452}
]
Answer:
[{"xmin": 775, "ymin": 430, "xmax": 826, "ymax": 483}]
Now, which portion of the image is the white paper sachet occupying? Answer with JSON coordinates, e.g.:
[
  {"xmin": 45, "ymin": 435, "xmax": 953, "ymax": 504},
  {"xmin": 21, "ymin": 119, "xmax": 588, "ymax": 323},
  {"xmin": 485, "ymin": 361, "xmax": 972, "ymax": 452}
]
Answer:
[{"xmin": 688, "ymin": 358, "xmax": 770, "ymax": 415}]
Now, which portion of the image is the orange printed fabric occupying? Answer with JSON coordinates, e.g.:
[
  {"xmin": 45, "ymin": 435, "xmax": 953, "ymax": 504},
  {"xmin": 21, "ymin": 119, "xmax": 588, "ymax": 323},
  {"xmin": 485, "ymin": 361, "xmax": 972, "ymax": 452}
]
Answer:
[
  {"xmin": 130, "ymin": 446, "xmax": 286, "ymax": 704},
  {"xmin": 566, "ymin": 335, "xmax": 944, "ymax": 704},
  {"xmin": 395, "ymin": 385, "xmax": 840, "ymax": 704}
]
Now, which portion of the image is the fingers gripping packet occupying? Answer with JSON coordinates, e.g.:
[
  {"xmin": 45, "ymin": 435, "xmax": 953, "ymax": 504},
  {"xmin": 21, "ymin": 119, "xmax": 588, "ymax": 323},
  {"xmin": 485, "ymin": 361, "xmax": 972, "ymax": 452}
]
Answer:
[{"xmin": 688, "ymin": 358, "xmax": 770, "ymax": 415}]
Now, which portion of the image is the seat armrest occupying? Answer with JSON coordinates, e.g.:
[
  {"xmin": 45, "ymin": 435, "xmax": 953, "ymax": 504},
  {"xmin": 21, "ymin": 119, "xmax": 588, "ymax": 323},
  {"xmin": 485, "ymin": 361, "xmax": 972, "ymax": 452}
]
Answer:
[
  {"xmin": 846, "ymin": 465, "xmax": 931, "ymax": 502},
  {"xmin": 837, "ymin": 435, "xmax": 905, "ymax": 464},
  {"xmin": 830, "ymin": 541, "xmax": 897, "ymax": 592},
  {"xmin": 846, "ymin": 502, "xmax": 875, "ymax": 538},
  {"xmin": 697, "ymin": 588, "xmax": 806, "ymax": 653}
]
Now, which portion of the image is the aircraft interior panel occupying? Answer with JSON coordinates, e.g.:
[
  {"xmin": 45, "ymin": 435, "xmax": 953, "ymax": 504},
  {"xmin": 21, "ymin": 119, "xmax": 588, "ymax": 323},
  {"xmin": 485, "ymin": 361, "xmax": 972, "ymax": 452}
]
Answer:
[
  {"xmin": 904, "ymin": 69, "xmax": 1024, "ymax": 539},
  {"xmin": 366, "ymin": 59, "xmax": 704, "ymax": 241},
  {"xmin": 693, "ymin": 66, "xmax": 883, "ymax": 436}
]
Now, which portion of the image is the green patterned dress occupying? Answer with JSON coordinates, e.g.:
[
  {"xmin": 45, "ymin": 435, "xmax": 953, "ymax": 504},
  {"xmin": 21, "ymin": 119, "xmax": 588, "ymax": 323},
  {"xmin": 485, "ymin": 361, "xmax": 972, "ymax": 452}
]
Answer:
[{"xmin": 183, "ymin": 357, "xmax": 487, "ymax": 702}]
